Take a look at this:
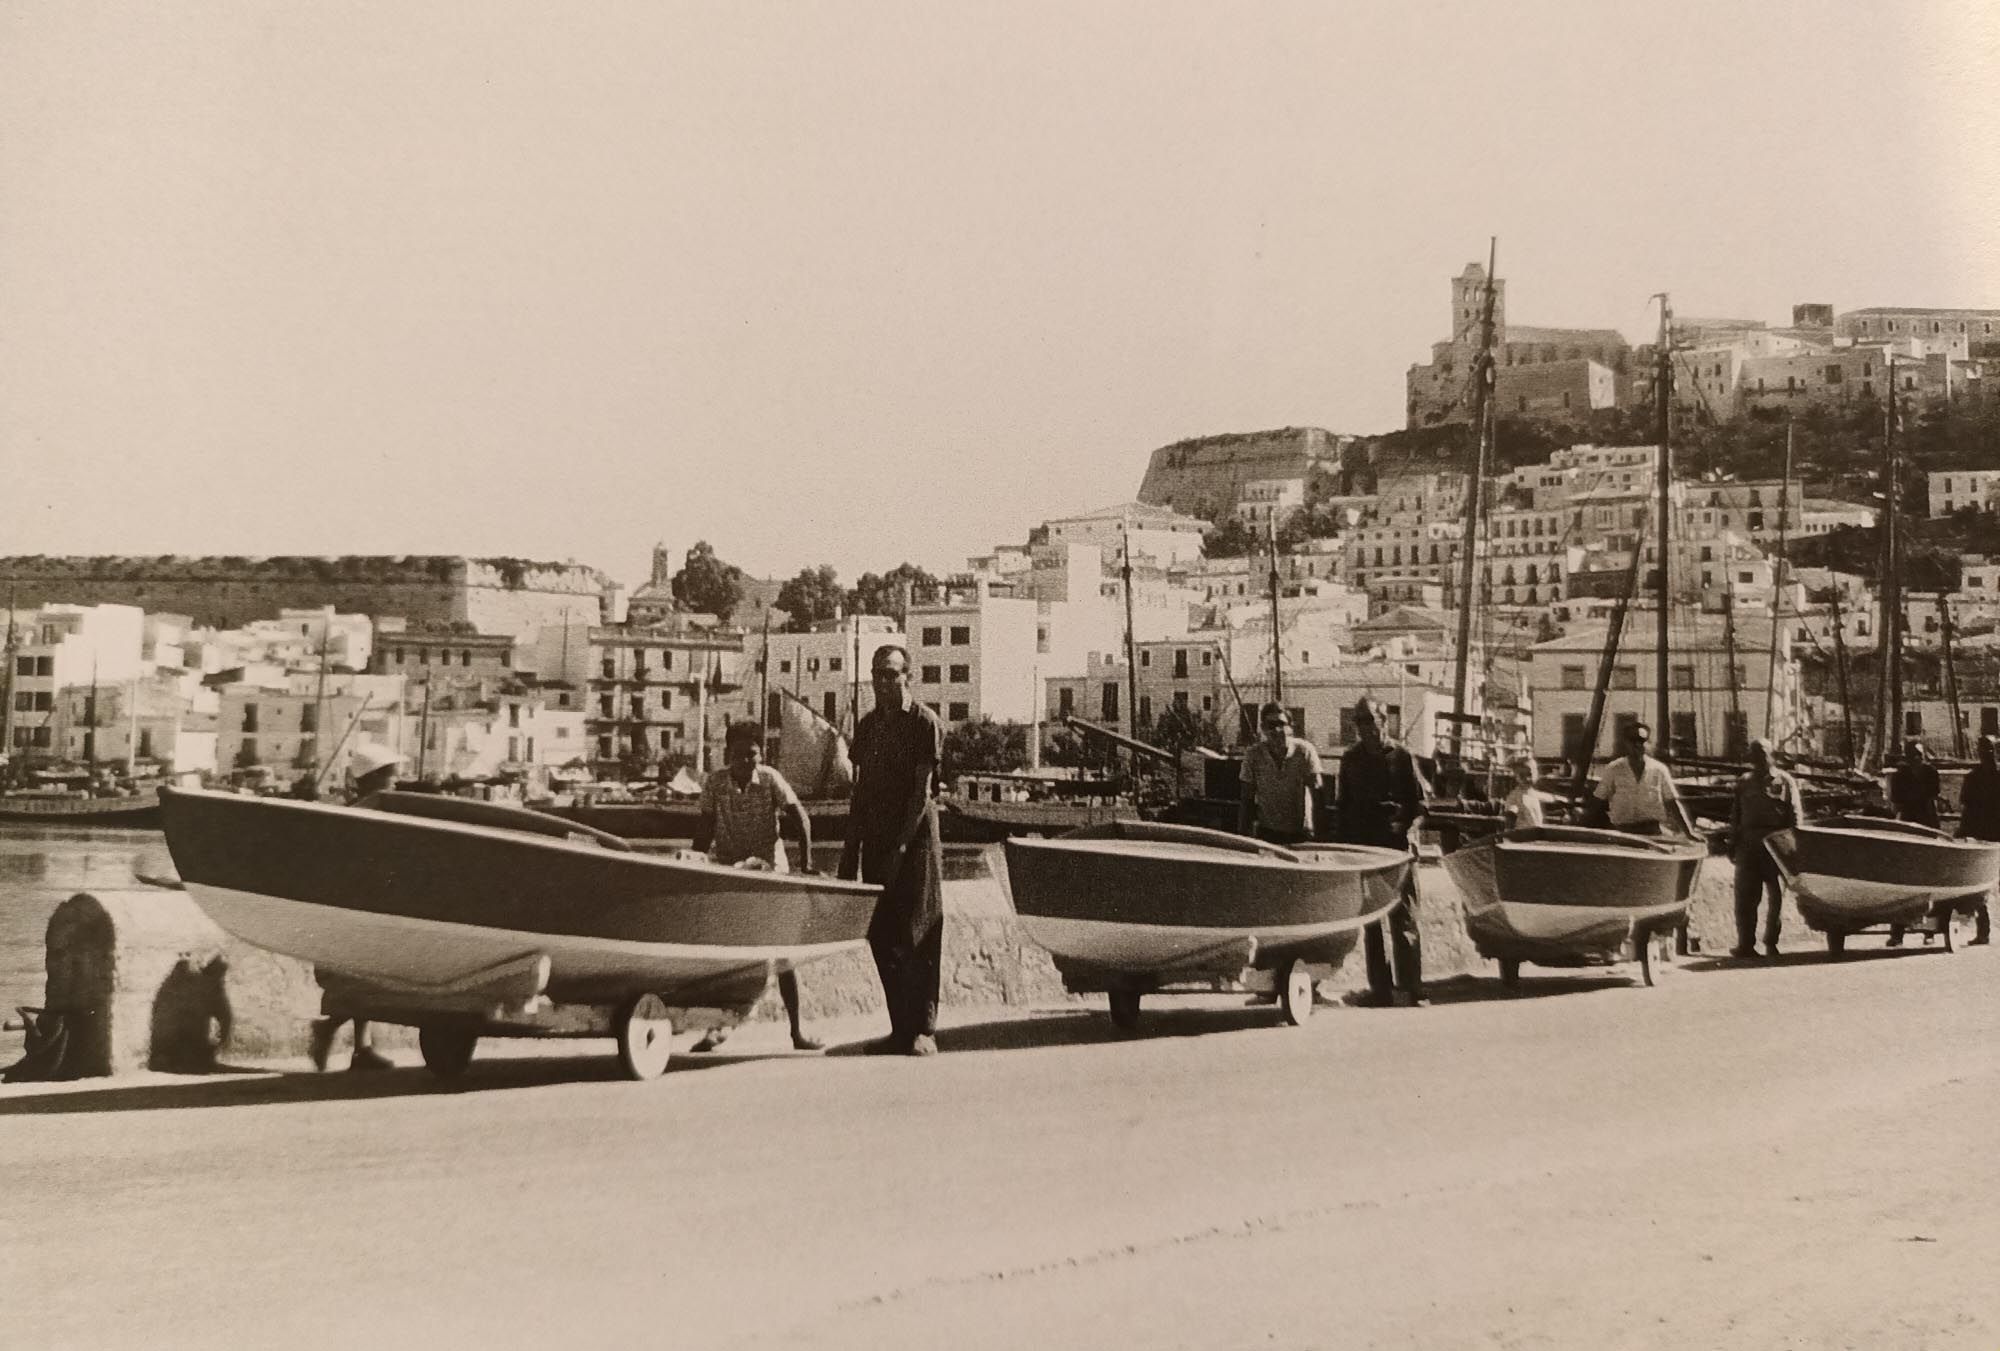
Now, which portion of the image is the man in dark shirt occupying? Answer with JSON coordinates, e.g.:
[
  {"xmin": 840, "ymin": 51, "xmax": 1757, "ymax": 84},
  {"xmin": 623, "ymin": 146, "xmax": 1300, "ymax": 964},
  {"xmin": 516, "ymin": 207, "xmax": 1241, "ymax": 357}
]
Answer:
[
  {"xmin": 1727, "ymin": 738, "xmax": 1801, "ymax": 959},
  {"xmin": 1887, "ymin": 739, "xmax": 1944, "ymax": 946},
  {"xmin": 1954, "ymin": 734, "xmax": 1999, "ymax": 945},
  {"xmin": 840, "ymin": 644, "xmax": 947, "ymax": 1056},
  {"xmin": 1334, "ymin": 697, "xmax": 1429, "ymax": 1007}
]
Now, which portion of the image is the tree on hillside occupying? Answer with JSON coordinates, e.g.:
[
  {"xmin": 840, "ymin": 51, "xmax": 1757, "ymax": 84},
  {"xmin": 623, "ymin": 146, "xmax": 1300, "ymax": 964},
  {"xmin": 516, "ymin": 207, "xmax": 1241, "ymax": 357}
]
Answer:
[
  {"xmin": 775, "ymin": 565, "xmax": 844, "ymax": 632},
  {"xmin": 1202, "ymin": 517, "xmax": 1260, "ymax": 559},
  {"xmin": 671, "ymin": 541, "xmax": 746, "ymax": 621},
  {"xmin": 848, "ymin": 562, "xmax": 939, "ymax": 620},
  {"xmin": 941, "ymin": 717, "xmax": 1029, "ymax": 777}
]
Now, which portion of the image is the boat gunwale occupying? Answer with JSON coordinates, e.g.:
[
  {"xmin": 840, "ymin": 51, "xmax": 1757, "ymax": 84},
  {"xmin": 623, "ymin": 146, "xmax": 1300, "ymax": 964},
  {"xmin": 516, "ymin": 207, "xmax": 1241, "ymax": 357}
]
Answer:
[{"xmin": 160, "ymin": 786, "xmax": 880, "ymax": 898}]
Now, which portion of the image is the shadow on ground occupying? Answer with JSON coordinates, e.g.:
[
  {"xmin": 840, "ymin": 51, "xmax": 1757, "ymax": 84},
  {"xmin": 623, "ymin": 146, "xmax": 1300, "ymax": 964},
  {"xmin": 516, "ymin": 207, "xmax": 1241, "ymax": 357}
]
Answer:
[{"xmin": 0, "ymin": 1041, "xmax": 789, "ymax": 1116}]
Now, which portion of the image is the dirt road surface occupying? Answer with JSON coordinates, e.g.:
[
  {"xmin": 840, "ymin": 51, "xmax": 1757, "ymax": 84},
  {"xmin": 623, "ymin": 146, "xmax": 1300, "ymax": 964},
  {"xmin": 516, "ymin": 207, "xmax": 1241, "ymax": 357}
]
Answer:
[{"xmin": 3, "ymin": 945, "xmax": 1997, "ymax": 1349}]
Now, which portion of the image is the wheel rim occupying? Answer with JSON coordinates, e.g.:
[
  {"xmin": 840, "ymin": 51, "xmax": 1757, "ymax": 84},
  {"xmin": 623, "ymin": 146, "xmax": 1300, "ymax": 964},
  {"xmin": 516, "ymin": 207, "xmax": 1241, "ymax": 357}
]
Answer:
[
  {"xmin": 1280, "ymin": 961, "xmax": 1314, "ymax": 1025},
  {"xmin": 619, "ymin": 992, "xmax": 674, "ymax": 1080}
]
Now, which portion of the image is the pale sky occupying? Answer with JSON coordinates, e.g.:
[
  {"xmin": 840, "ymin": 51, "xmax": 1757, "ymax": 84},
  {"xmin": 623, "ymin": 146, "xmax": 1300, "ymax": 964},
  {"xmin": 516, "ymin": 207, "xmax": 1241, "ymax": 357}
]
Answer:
[{"xmin": 3, "ymin": 3, "xmax": 1996, "ymax": 588}]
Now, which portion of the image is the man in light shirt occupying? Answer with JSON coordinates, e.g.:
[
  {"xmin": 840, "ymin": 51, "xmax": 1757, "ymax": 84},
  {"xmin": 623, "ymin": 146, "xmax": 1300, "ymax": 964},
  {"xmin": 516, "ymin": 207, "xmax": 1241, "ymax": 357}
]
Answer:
[
  {"xmin": 1593, "ymin": 722, "xmax": 1695, "ymax": 837},
  {"xmin": 1238, "ymin": 701, "xmax": 1324, "ymax": 846}
]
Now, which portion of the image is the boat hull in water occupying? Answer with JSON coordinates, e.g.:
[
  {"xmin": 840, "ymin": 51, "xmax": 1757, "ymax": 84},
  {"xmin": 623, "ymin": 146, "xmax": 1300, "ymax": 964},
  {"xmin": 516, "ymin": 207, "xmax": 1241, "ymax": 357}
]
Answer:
[
  {"xmin": 1764, "ymin": 817, "xmax": 2000, "ymax": 932},
  {"xmin": 0, "ymin": 789, "xmax": 162, "ymax": 827},
  {"xmin": 1003, "ymin": 821, "xmax": 1410, "ymax": 977},
  {"xmin": 1442, "ymin": 826, "xmax": 1705, "ymax": 964},
  {"xmin": 159, "ymin": 787, "xmax": 880, "ymax": 1008}
]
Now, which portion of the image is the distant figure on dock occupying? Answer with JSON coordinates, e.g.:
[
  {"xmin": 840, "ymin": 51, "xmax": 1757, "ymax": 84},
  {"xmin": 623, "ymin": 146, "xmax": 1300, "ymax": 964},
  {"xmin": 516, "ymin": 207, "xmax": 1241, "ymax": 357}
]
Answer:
[
  {"xmin": 688, "ymin": 720, "xmax": 824, "ymax": 1053},
  {"xmin": 308, "ymin": 742, "xmax": 404, "ymax": 1072},
  {"xmin": 1238, "ymin": 701, "xmax": 1323, "ymax": 846},
  {"xmin": 1502, "ymin": 757, "xmax": 1548, "ymax": 829},
  {"xmin": 1728, "ymin": 738, "xmax": 1801, "ymax": 960},
  {"xmin": 1951, "ymin": 735, "xmax": 1997, "ymax": 946},
  {"xmin": 840, "ymin": 644, "xmax": 946, "ymax": 1057},
  {"xmin": 1591, "ymin": 723, "xmax": 1695, "ymax": 837},
  {"xmin": 1335, "ymin": 696, "xmax": 1429, "ymax": 1008}
]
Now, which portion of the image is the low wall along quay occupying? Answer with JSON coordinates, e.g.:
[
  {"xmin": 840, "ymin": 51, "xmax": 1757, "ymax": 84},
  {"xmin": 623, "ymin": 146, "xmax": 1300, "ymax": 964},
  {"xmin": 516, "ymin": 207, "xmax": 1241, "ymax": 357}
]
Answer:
[{"xmin": 11, "ymin": 852, "xmax": 1764, "ymax": 1079}]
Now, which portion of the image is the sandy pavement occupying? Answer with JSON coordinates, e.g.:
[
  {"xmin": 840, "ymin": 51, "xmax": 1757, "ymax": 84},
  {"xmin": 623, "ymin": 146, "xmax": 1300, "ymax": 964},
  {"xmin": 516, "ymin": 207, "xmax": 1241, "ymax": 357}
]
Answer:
[{"xmin": 2, "ymin": 943, "xmax": 1997, "ymax": 1350}]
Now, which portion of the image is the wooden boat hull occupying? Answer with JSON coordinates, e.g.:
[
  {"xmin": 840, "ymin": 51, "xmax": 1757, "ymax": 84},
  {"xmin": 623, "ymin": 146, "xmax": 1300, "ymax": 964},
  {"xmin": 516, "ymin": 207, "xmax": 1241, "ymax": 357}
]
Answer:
[
  {"xmin": 545, "ymin": 798, "xmax": 849, "ymax": 841},
  {"xmin": 1002, "ymin": 821, "xmax": 1410, "ymax": 975},
  {"xmin": 1442, "ymin": 826, "xmax": 1705, "ymax": 959},
  {"xmin": 940, "ymin": 796, "xmax": 1142, "ymax": 843},
  {"xmin": 159, "ymin": 787, "xmax": 879, "ymax": 1007},
  {"xmin": 1764, "ymin": 818, "xmax": 2000, "ymax": 930},
  {"xmin": 0, "ymin": 790, "xmax": 162, "ymax": 827}
]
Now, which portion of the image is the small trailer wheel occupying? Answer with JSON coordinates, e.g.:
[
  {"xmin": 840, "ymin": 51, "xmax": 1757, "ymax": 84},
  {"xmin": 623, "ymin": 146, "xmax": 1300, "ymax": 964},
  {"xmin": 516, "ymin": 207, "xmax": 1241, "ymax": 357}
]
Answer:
[
  {"xmin": 1943, "ymin": 907, "xmax": 1974, "ymax": 954},
  {"xmin": 1499, "ymin": 958, "xmax": 1521, "ymax": 989},
  {"xmin": 419, "ymin": 1025, "xmax": 479, "ymax": 1080},
  {"xmin": 617, "ymin": 992, "xmax": 675, "ymax": 1080},
  {"xmin": 1639, "ymin": 931, "xmax": 1672, "ymax": 987},
  {"xmin": 1107, "ymin": 990, "xmax": 1143, "ymax": 1033},
  {"xmin": 1278, "ymin": 959, "xmax": 1315, "ymax": 1027}
]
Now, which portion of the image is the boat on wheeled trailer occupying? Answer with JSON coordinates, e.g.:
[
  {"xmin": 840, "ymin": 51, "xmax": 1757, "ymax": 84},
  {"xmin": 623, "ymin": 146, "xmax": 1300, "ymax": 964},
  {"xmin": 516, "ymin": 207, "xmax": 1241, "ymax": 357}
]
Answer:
[
  {"xmin": 1441, "ymin": 825, "xmax": 1707, "ymax": 989},
  {"xmin": 159, "ymin": 787, "xmax": 880, "ymax": 1081},
  {"xmin": 1763, "ymin": 816, "xmax": 2000, "ymax": 957},
  {"xmin": 1001, "ymin": 821, "xmax": 1411, "ymax": 1032}
]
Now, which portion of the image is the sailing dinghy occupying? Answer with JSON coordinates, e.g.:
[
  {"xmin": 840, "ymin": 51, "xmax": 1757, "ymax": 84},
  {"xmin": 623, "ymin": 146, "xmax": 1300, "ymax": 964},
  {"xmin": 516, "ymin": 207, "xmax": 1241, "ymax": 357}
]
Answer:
[{"xmin": 1763, "ymin": 816, "xmax": 2000, "ymax": 954}]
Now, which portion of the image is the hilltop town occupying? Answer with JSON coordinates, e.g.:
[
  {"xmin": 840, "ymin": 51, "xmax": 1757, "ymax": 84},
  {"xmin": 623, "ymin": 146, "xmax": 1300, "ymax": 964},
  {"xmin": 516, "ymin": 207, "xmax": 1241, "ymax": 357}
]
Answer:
[{"xmin": 5, "ymin": 264, "xmax": 1999, "ymax": 793}]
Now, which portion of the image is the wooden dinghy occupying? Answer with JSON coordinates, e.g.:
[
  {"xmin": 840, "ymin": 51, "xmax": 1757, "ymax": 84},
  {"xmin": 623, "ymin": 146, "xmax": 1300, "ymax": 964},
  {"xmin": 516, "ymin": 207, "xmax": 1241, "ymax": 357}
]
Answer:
[
  {"xmin": 1002, "ymin": 821, "xmax": 1410, "ymax": 1029},
  {"xmin": 160, "ymin": 787, "xmax": 879, "ymax": 1078},
  {"xmin": 1441, "ymin": 825, "xmax": 1707, "ymax": 988},
  {"xmin": 1763, "ymin": 816, "xmax": 2000, "ymax": 954}
]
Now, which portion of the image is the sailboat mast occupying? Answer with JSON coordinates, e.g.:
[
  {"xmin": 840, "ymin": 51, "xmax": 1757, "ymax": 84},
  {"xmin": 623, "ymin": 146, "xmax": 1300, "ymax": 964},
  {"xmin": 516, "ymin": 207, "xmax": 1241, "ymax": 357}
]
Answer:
[
  {"xmin": 1872, "ymin": 377, "xmax": 1901, "ymax": 768},
  {"xmin": 86, "ymin": 656, "xmax": 99, "ymax": 769},
  {"xmin": 1450, "ymin": 237, "xmax": 1500, "ymax": 752},
  {"xmin": 1121, "ymin": 526, "xmax": 1140, "ymax": 737},
  {"xmin": 758, "ymin": 609, "xmax": 773, "ymax": 757},
  {"xmin": 1266, "ymin": 515, "xmax": 1283, "ymax": 705},
  {"xmin": 1828, "ymin": 539, "xmax": 1856, "ymax": 769},
  {"xmin": 1941, "ymin": 592, "xmax": 1966, "ymax": 759},
  {"xmin": 1, "ymin": 585, "xmax": 16, "ymax": 779},
  {"xmin": 1653, "ymin": 293, "xmax": 1674, "ymax": 754},
  {"xmin": 1763, "ymin": 422, "xmax": 1794, "ymax": 742},
  {"xmin": 1569, "ymin": 509, "xmax": 1651, "ymax": 801}
]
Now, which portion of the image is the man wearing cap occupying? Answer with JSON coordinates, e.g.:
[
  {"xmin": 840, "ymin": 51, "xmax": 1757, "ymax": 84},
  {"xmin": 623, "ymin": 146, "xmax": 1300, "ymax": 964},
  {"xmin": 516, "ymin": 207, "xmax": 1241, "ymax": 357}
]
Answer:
[
  {"xmin": 1886, "ymin": 739, "xmax": 1944, "ymax": 946},
  {"xmin": 1592, "ymin": 722, "xmax": 1695, "ymax": 836},
  {"xmin": 307, "ymin": 742, "xmax": 406, "ymax": 1072},
  {"xmin": 1727, "ymin": 737, "xmax": 1801, "ymax": 959},
  {"xmin": 1334, "ymin": 696, "xmax": 1430, "ymax": 1006},
  {"xmin": 1238, "ymin": 701, "xmax": 1323, "ymax": 846},
  {"xmin": 1951, "ymin": 734, "xmax": 1998, "ymax": 945}
]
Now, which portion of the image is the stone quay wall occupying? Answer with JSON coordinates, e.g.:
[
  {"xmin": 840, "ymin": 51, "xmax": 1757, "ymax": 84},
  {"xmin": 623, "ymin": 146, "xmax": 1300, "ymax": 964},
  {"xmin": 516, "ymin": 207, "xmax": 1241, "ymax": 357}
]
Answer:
[{"xmin": 0, "ymin": 555, "xmax": 611, "ymax": 639}]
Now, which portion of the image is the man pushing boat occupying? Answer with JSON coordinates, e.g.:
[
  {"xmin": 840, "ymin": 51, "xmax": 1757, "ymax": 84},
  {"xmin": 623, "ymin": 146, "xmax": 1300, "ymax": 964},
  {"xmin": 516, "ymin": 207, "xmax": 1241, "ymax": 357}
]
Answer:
[
  {"xmin": 1238, "ymin": 701, "xmax": 1324, "ymax": 846},
  {"xmin": 1590, "ymin": 723, "xmax": 1696, "ymax": 838},
  {"xmin": 686, "ymin": 719, "xmax": 825, "ymax": 1053}
]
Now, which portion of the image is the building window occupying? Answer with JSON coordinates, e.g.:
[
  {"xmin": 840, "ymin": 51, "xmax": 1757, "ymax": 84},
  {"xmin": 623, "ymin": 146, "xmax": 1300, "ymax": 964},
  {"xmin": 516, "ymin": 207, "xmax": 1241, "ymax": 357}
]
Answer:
[
  {"xmin": 1058, "ymin": 687, "xmax": 1074, "ymax": 717},
  {"xmin": 1173, "ymin": 650, "xmax": 1189, "ymax": 679},
  {"xmin": 824, "ymin": 692, "xmax": 838, "ymax": 723},
  {"xmin": 948, "ymin": 664, "xmax": 969, "ymax": 684},
  {"xmin": 1670, "ymin": 664, "xmax": 1695, "ymax": 691},
  {"xmin": 1101, "ymin": 683, "xmax": 1120, "ymax": 722},
  {"xmin": 1139, "ymin": 650, "xmax": 1151, "ymax": 668},
  {"xmin": 828, "ymin": 657, "xmax": 842, "ymax": 673},
  {"xmin": 921, "ymin": 665, "xmax": 941, "ymax": 684},
  {"xmin": 1611, "ymin": 666, "xmax": 1637, "ymax": 690},
  {"xmin": 779, "ymin": 659, "xmax": 792, "ymax": 674},
  {"xmin": 922, "ymin": 627, "xmax": 942, "ymax": 645},
  {"xmin": 947, "ymin": 702, "xmax": 969, "ymax": 722},
  {"xmin": 949, "ymin": 626, "xmax": 970, "ymax": 645},
  {"xmin": 1138, "ymin": 695, "xmax": 1152, "ymax": 726},
  {"xmin": 1560, "ymin": 665, "xmax": 1587, "ymax": 690}
]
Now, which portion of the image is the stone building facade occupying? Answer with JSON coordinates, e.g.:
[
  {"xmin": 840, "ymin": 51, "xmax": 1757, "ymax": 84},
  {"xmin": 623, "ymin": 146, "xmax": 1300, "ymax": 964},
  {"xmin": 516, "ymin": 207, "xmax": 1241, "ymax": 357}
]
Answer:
[{"xmin": 0, "ymin": 555, "xmax": 613, "ymax": 639}]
